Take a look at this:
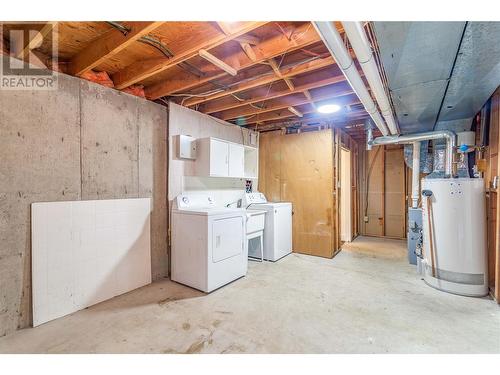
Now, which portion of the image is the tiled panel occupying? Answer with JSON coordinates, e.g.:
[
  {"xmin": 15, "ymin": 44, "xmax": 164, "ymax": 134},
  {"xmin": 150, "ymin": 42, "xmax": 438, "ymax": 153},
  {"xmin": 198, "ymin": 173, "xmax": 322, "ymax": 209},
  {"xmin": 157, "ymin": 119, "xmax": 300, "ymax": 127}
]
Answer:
[{"xmin": 31, "ymin": 198, "xmax": 151, "ymax": 327}]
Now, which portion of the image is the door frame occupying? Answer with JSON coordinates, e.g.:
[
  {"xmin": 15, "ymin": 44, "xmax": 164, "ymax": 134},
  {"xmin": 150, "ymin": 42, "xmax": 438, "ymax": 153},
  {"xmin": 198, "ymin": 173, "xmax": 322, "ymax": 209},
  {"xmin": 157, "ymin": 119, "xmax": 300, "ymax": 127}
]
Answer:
[{"xmin": 340, "ymin": 146, "xmax": 353, "ymax": 243}]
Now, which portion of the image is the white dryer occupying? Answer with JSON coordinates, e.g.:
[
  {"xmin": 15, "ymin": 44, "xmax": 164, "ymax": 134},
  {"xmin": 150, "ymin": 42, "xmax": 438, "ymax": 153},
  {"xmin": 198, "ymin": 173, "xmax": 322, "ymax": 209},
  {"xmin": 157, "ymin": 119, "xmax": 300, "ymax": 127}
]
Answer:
[
  {"xmin": 243, "ymin": 192, "xmax": 292, "ymax": 261},
  {"xmin": 171, "ymin": 193, "xmax": 247, "ymax": 292}
]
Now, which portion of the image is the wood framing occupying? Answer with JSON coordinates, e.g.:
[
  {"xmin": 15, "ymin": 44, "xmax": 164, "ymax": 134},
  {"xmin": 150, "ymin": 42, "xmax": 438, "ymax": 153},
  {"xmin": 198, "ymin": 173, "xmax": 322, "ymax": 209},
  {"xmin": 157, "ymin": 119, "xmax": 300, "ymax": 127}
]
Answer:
[
  {"xmin": 113, "ymin": 21, "xmax": 268, "ymax": 89},
  {"xmin": 68, "ymin": 22, "xmax": 164, "ymax": 76},
  {"xmin": 4, "ymin": 21, "xmax": 370, "ymax": 132}
]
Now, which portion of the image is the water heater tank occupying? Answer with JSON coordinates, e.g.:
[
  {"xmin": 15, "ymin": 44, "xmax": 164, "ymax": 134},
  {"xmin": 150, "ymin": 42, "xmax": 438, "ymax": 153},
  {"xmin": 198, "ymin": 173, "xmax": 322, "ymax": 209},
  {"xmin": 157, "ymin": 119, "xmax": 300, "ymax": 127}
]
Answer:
[{"xmin": 421, "ymin": 178, "xmax": 488, "ymax": 297}]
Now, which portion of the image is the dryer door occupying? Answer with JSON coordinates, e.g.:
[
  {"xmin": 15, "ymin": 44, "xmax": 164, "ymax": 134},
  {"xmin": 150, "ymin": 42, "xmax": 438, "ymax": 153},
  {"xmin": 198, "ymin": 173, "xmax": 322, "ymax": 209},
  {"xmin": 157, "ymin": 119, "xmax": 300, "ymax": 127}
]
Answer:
[{"xmin": 212, "ymin": 216, "xmax": 244, "ymax": 262}]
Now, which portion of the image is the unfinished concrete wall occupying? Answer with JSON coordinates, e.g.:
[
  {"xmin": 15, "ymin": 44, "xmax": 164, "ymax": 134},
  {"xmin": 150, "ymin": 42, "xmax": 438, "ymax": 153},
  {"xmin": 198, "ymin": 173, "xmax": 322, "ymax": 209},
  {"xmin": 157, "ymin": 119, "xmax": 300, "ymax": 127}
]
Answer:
[{"xmin": 0, "ymin": 71, "xmax": 168, "ymax": 337}]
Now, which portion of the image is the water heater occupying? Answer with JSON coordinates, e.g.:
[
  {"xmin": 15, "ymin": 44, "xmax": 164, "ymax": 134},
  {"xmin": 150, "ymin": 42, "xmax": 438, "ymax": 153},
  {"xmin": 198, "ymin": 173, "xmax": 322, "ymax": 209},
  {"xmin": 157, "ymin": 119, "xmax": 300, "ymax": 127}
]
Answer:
[{"xmin": 421, "ymin": 178, "xmax": 488, "ymax": 297}]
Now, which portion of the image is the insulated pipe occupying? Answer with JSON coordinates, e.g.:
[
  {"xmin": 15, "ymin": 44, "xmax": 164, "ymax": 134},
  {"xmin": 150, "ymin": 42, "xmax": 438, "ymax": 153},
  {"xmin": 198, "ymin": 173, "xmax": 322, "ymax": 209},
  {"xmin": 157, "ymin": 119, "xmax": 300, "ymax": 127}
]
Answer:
[
  {"xmin": 312, "ymin": 22, "xmax": 390, "ymax": 136},
  {"xmin": 411, "ymin": 142, "xmax": 421, "ymax": 208},
  {"xmin": 342, "ymin": 22, "xmax": 399, "ymax": 135},
  {"xmin": 370, "ymin": 130, "xmax": 457, "ymax": 176},
  {"xmin": 365, "ymin": 118, "xmax": 373, "ymax": 150}
]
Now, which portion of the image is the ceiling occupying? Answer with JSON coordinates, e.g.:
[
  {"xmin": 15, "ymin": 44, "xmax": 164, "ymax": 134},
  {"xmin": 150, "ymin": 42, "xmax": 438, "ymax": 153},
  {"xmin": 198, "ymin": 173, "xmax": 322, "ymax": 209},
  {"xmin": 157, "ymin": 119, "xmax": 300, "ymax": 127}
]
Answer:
[
  {"xmin": 1, "ymin": 21, "xmax": 370, "ymax": 139},
  {"xmin": 374, "ymin": 21, "xmax": 500, "ymax": 134}
]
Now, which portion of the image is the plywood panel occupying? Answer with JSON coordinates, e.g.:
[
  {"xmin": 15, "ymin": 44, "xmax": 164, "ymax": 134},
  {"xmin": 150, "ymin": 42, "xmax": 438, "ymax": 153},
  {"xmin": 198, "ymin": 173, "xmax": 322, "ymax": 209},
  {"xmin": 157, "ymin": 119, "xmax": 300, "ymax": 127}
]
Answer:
[
  {"xmin": 31, "ymin": 198, "xmax": 151, "ymax": 326},
  {"xmin": 360, "ymin": 145, "xmax": 407, "ymax": 239},
  {"xmin": 385, "ymin": 147, "xmax": 406, "ymax": 238},
  {"xmin": 280, "ymin": 130, "xmax": 334, "ymax": 258},
  {"xmin": 363, "ymin": 146, "xmax": 384, "ymax": 236},
  {"xmin": 258, "ymin": 131, "xmax": 282, "ymax": 202}
]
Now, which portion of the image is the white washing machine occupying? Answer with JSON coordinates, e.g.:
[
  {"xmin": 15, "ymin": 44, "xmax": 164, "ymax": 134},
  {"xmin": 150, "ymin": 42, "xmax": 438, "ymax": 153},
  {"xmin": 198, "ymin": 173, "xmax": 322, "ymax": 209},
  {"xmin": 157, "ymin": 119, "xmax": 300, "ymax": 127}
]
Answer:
[
  {"xmin": 171, "ymin": 193, "xmax": 247, "ymax": 292},
  {"xmin": 243, "ymin": 192, "xmax": 292, "ymax": 261}
]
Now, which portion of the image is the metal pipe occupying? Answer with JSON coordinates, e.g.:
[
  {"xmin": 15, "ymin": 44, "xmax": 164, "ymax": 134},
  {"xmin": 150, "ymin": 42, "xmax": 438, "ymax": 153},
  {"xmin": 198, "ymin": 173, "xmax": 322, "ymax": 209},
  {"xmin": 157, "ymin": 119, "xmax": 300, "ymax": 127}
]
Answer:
[
  {"xmin": 312, "ymin": 22, "xmax": 390, "ymax": 136},
  {"xmin": 365, "ymin": 118, "xmax": 373, "ymax": 150},
  {"xmin": 370, "ymin": 130, "xmax": 457, "ymax": 176},
  {"xmin": 342, "ymin": 22, "xmax": 399, "ymax": 135},
  {"xmin": 411, "ymin": 141, "xmax": 421, "ymax": 207}
]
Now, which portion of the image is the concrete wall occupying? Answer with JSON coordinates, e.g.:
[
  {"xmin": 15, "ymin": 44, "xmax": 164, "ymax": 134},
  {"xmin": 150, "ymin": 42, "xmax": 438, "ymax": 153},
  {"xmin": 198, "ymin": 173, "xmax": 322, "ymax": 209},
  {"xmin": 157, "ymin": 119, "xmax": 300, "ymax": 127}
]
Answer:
[{"xmin": 0, "ymin": 70, "xmax": 168, "ymax": 337}]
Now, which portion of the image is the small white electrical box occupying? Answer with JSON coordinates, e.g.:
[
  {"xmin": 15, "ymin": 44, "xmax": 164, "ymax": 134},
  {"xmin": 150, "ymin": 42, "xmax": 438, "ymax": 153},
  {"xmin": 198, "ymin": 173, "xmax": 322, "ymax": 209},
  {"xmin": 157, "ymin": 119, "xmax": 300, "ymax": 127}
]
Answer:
[
  {"xmin": 174, "ymin": 134, "xmax": 197, "ymax": 160},
  {"xmin": 248, "ymin": 131, "xmax": 258, "ymax": 147}
]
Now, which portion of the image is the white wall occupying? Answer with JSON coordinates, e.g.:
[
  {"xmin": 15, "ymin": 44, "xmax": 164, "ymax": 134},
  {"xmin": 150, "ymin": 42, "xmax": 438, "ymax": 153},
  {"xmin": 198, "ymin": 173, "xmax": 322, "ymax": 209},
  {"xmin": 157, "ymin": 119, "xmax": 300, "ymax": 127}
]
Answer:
[{"xmin": 168, "ymin": 103, "xmax": 259, "ymax": 207}]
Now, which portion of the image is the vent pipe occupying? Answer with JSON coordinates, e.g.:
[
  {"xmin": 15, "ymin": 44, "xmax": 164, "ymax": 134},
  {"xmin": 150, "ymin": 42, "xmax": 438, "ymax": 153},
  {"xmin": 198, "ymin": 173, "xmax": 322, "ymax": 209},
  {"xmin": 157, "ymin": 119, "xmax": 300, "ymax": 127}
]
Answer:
[
  {"xmin": 370, "ymin": 130, "xmax": 457, "ymax": 176},
  {"xmin": 342, "ymin": 22, "xmax": 399, "ymax": 135},
  {"xmin": 313, "ymin": 22, "xmax": 390, "ymax": 136}
]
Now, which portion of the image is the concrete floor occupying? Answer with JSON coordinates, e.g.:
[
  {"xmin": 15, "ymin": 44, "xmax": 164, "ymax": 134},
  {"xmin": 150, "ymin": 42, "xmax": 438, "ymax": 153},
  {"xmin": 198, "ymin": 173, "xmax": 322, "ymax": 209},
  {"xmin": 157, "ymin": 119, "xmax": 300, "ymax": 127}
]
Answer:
[{"xmin": 0, "ymin": 236, "xmax": 499, "ymax": 353}]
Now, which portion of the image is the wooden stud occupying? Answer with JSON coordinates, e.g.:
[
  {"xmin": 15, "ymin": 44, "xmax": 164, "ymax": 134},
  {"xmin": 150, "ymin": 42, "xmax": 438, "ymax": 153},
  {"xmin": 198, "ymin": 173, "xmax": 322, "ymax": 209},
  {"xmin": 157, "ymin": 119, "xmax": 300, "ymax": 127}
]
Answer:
[
  {"xmin": 113, "ymin": 21, "xmax": 267, "ymax": 89},
  {"xmin": 219, "ymin": 88, "xmax": 354, "ymax": 121},
  {"xmin": 288, "ymin": 106, "xmax": 303, "ymax": 117},
  {"xmin": 202, "ymin": 72, "xmax": 347, "ymax": 115},
  {"xmin": 268, "ymin": 57, "xmax": 295, "ymax": 91},
  {"xmin": 217, "ymin": 22, "xmax": 257, "ymax": 62},
  {"xmin": 69, "ymin": 21, "xmax": 164, "ymax": 76},
  {"xmin": 234, "ymin": 34, "xmax": 261, "ymax": 45},
  {"xmin": 199, "ymin": 49, "xmax": 238, "ymax": 76},
  {"xmin": 145, "ymin": 22, "xmax": 322, "ymax": 99}
]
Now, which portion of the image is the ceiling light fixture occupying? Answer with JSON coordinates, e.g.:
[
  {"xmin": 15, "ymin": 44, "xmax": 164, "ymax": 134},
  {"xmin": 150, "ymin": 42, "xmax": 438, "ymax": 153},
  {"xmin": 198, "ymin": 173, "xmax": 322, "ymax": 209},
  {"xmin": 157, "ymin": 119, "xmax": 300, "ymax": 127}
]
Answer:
[{"xmin": 317, "ymin": 104, "xmax": 341, "ymax": 114}]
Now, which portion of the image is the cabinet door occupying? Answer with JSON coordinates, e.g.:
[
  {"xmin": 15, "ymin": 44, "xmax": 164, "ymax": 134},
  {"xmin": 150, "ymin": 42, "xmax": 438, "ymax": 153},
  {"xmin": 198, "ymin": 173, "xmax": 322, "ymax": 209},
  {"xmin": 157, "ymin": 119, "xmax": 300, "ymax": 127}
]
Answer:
[
  {"xmin": 228, "ymin": 143, "xmax": 245, "ymax": 177},
  {"xmin": 210, "ymin": 139, "xmax": 229, "ymax": 176}
]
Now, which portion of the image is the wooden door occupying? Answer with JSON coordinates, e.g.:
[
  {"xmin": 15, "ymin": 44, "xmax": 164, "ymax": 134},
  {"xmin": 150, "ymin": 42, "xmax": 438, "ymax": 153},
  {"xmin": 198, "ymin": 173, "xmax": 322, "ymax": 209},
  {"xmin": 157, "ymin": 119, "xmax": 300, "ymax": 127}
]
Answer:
[{"xmin": 279, "ymin": 130, "xmax": 335, "ymax": 258}]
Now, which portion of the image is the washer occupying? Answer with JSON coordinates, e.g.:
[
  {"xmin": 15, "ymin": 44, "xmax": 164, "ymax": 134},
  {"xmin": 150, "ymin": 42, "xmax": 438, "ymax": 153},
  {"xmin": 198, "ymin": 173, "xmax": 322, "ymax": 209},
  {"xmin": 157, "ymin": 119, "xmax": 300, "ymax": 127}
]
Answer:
[
  {"xmin": 171, "ymin": 193, "xmax": 247, "ymax": 292},
  {"xmin": 243, "ymin": 192, "xmax": 292, "ymax": 261}
]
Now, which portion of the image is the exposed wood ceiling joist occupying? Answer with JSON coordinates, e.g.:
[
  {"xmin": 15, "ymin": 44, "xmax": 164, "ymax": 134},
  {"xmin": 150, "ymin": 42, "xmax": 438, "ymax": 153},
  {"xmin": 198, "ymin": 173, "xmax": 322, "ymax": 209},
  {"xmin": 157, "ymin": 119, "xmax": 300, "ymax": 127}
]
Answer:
[
  {"xmin": 184, "ymin": 56, "xmax": 336, "ymax": 108},
  {"xmin": 145, "ymin": 22, "xmax": 322, "ymax": 99},
  {"xmin": 15, "ymin": 21, "xmax": 57, "ymax": 60},
  {"xmin": 8, "ymin": 21, "xmax": 370, "ymax": 133},
  {"xmin": 202, "ymin": 73, "xmax": 349, "ymax": 115},
  {"xmin": 69, "ymin": 21, "xmax": 164, "ymax": 76},
  {"xmin": 113, "ymin": 21, "xmax": 267, "ymax": 89},
  {"xmin": 218, "ymin": 88, "xmax": 355, "ymax": 121}
]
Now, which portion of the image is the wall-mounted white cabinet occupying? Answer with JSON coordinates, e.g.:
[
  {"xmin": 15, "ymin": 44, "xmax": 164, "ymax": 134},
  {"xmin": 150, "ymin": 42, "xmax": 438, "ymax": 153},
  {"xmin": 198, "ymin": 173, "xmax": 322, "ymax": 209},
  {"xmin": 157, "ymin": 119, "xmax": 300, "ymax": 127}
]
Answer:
[{"xmin": 195, "ymin": 137, "xmax": 257, "ymax": 179}]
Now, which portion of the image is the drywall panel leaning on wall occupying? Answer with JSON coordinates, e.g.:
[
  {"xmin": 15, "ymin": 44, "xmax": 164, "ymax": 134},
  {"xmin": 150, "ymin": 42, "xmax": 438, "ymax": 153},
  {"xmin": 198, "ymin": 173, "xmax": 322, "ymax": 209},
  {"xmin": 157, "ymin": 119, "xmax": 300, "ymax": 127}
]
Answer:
[{"xmin": 31, "ymin": 198, "xmax": 151, "ymax": 326}]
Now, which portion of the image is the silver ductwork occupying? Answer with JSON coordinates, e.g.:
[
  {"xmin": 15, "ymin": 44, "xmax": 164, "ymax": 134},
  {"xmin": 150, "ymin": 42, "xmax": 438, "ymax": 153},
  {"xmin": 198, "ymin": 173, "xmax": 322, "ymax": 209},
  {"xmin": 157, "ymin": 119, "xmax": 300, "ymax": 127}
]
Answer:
[
  {"xmin": 370, "ymin": 130, "xmax": 456, "ymax": 209},
  {"xmin": 369, "ymin": 130, "xmax": 457, "ymax": 176}
]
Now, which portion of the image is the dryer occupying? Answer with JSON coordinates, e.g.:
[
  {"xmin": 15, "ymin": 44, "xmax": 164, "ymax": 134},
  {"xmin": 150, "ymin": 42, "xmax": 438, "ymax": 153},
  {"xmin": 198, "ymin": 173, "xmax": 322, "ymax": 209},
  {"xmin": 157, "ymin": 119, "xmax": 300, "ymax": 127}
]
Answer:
[
  {"xmin": 171, "ymin": 193, "xmax": 247, "ymax": 292},
  {"xmin": 243, "ymin": 192, "xmax": 292, "ymax": 261}
]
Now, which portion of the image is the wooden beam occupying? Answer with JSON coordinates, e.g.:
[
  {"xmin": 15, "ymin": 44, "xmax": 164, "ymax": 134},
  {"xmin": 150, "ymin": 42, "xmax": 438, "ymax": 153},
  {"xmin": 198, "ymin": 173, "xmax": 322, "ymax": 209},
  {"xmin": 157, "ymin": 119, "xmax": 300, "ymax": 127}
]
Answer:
[
  {"xmin": 199, "ymin": 49, "xmax": 238, "ymax": 76},
  {"xmin": 113, "ymin": 21, "xmax": 267, "ymax": 89},
  {"xmin": 303, "ymin": 90, "xmax": 316, "ymax": 109},
  {"xmin": 16, "ymin": 22, "xmax": 57, "ymax": 60},
  {"xmin": 241, "ymin": 100, "xmax": 363, "ymax": 125},
  {"xmin": 204, "ymin": 73, "xmax": 349, "ymax": 115},
  {"xmin": 217, "ymin": 21, "xmax": 257, "ymax": 62},
  {"xmin": 240, "ymin": 42, "xmax": 257, "ymax": 62},
  {"xmin": 219, "ymin": 88, "xmax": 355, "ymax": 120},
  {"xmin": 268, "ymin": 57, "xmax": 295, "ymax": 91},
  {"xmin": 249, "ymin": 110, "xmax": 368, "ymax": 131},
  {"xmin": 234, "ymin": 34, "xmax": 261, "ymax": 45},
  {"xmin": 185, "ymin": 56, "xmax": 336, "ymax": 108},
  {"xmin": 288, "ymin": 106, "xmax": 303, "ymax": 117},
  {"xmin": 69, "ymin": 21, "xmax": 164, "ymax": 76},
  {"xmin": 145, "ymin": 22, "xmax": 321, "ymax": 99}
]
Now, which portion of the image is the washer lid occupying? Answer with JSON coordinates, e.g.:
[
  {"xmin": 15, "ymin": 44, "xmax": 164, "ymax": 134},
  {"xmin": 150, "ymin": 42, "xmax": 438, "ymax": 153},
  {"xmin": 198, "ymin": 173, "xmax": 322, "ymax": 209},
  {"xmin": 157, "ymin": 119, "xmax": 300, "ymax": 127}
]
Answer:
[
  {"xmin": 173, "ymin": 207, "xmax": 245, "ymax": 216},
  {"xmin": 248, "ymin": 202, "xmax": 292, "ymax": 210}
]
